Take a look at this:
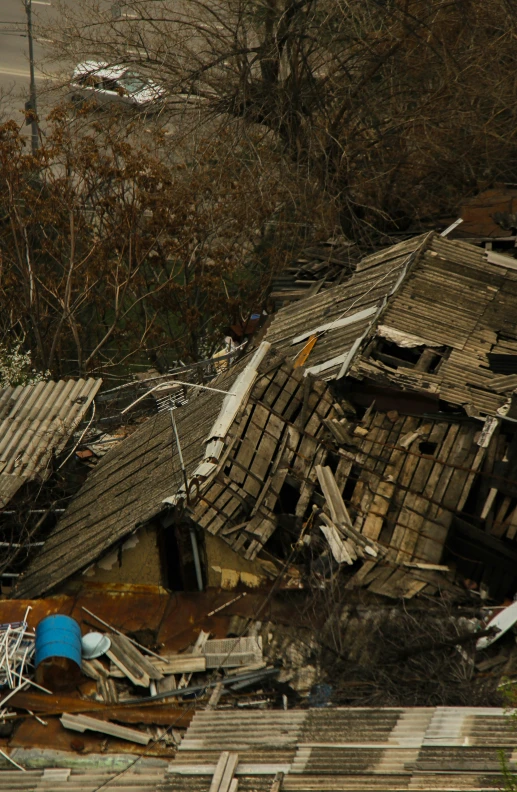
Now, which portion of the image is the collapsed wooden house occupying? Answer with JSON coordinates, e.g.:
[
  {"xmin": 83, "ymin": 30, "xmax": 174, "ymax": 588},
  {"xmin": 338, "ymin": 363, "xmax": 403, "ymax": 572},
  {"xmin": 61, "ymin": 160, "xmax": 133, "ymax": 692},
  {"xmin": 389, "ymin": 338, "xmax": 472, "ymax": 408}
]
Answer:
[
  {"xmin": 262, "ymin": 231, "xmax": 517, "ymax": 598},
  {"xmin": 12, "ymin": 344, "xmax": 354, "ymax": 598},
  {"xmin": 12, "ymin": 232, "xmax": 517, "ymax": 602}
]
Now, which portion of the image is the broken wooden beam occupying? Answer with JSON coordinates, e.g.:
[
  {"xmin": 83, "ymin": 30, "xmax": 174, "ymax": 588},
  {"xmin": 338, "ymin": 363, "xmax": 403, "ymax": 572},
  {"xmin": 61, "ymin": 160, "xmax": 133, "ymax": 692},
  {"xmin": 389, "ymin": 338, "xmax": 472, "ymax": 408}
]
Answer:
[
  {"xmin": 209, "ymin": 751, "xmax": 239, "ymax": 792},
  {"xmin": 60, "ymin": 712, "xmax": 150, "ymax": 744},
  {"xmin": 151, "ymin": 655, "xmax": 206, "ymax": 675}
]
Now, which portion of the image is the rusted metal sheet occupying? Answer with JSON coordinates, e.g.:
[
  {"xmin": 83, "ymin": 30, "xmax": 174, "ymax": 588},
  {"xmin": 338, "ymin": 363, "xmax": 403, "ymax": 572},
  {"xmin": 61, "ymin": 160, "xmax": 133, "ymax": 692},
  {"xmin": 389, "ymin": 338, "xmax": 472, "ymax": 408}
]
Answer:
[
  {"xmin": 9, "ymin": 690, "xmax": 193, "ymax": 725},
  {"xmin": 458, "ymin": 187, "xmax": 517, "ymax": 237},
  {"xmin": 9, "ymin": 716, "xmax": 174, "ymax": 756}
]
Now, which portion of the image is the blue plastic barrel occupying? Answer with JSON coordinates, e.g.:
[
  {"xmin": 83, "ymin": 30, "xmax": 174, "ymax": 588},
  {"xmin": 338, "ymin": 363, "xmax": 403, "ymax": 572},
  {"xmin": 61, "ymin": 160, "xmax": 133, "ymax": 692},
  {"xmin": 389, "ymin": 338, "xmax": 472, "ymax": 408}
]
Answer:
[{"xmin": 35, "ymin": 615, "xmax": 82, "ymax": 668}]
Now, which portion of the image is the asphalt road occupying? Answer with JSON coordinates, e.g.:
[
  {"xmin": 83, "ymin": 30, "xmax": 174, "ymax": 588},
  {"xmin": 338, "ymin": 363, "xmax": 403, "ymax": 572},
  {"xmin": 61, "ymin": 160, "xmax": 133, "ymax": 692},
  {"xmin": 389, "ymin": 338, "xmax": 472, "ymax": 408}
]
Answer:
[{"xmin": 0, "ymin": 0, "xmax": 65, "ymax": 126}]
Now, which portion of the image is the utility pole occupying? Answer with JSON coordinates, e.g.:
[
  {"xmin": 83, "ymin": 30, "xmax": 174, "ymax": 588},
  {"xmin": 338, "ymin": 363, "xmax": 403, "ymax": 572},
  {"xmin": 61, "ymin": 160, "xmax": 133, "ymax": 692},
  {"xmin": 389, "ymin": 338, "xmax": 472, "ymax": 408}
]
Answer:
[{"xmin": 25, "ymin": 0, "xmax": 39, "ymax": 154}]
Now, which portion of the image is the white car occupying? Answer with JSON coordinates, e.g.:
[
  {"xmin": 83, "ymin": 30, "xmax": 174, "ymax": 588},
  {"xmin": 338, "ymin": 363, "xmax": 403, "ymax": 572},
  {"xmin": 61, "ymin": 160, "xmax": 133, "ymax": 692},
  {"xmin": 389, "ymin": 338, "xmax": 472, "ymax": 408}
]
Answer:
[{"xmin": 70, "ymin": 61, "xmax": 166, "ymax": 111}]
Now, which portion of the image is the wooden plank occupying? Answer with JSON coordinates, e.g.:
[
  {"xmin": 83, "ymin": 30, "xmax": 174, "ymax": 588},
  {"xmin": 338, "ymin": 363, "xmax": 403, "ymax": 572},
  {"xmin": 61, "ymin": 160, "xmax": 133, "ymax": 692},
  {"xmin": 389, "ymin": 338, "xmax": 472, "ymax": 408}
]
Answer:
[
  {"xmin": 506, "ymin": 506, "xmax": 517, "ymax": 540},
  {"xmin": 412, "ymin": 519, "xmax": 450, "ymax": 564},
  {"xmin": 106, "ymin": 649, "xmax": 150, "ymax": 689},
  {"xmin": 150, "ymin": 655, "xmax": 206, "ymax": 675},
  {"xmin": 351, "ymin": 413, "xmax": 387, "ymax": 532},
  {"xmin": 60, "ymin": 713, "xmax": 150, "ymax": 745},
  {"xmin": 270, "ymin": 773, "xmax": 284, "ymax": 792},
  {"xmin": 260, "ymin": 366, "xmax": 291, "ymax": 408},
  {"xmin": 209, "ymin": 752, "xmax": 230, "ymax": 792},
  {"xmin": 315, "ymin": 465, "xmax": 350, "ymax": 526},
  {"xmin": 492, "ymin": 495, "xmax": 513, "ymax": 537},
  {"xmin": 439, "ymin": 423, "xmax": 478, "ymax": 511},
  {"xmin": 388, "ymin": 438, "xmax": 426, "ymax": 553},
  {"xmin": 219, "ymin": 752, "xmax": 239, "ymax": 792},
  {"xmin": 425, "ymin": 423, "xmax": 461, "ymax": 521},
  {"xmin": 209, "ymin": 342, "xmax": 270, "ymax": 440},
  {"xmin": 399, "ymin": 576, "xmax": 429, "ymax": 599},
  {"xmin": 392, "ymin": 421, "xmax": 450, "ymax": 561},
  {"xmin": 365, "ymin": 565, "xmax": 397, "ymax": 593},
  {"xmin": 97, "ymin": 677, "xmax": 118, "ymax": 704},
  {"xmin": 361, "ymin": 415, "xmax": 419, "ymax": 542},
  {"xmin": 393, "ymin": 495, "xmax": 428, "ymax": 562},
  {"xmin": 229, "ymin": 406, "xmax": 256, "ymax": 486},
  {"xmin": 481, "ymin": 488, "xmax": 498, "ymax": 520},
  {"xmin": 108, "ymin": 633, "xmax": 163, "ymax": 681},
  {"xmin": 179, "ymin": 631, "xmax": 210, "ymax": 689}
]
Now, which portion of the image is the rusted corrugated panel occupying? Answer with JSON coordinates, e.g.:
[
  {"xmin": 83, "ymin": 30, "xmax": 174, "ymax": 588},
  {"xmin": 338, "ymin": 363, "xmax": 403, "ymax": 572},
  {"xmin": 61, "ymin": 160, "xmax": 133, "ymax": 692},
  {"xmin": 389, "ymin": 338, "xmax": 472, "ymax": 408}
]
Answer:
[{"xmin": 0, "ymin": 378, "xmax": 102, "ymax": 507}]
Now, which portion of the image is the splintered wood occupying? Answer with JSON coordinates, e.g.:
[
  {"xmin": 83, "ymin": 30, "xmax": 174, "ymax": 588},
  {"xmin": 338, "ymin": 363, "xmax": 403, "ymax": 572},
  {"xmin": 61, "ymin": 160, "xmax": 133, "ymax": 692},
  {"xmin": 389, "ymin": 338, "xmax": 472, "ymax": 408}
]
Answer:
[
  {"xmin": 60, "ymin": 712, "xmax": 150, "ymax": 745},
  {"xmin": 191, "ymin": 352, "xmax": 335, "ymax": 561},
  {"xmin": 315, "ymin": 465, "xmax": 381, "ymax": 564},
  {"xmin": 106, "ymin": 632, "xmax": 163, "ymax": 688},
  {"xmin": 327, "ymin": 411, "xmax": 483, "ymax": 568}
]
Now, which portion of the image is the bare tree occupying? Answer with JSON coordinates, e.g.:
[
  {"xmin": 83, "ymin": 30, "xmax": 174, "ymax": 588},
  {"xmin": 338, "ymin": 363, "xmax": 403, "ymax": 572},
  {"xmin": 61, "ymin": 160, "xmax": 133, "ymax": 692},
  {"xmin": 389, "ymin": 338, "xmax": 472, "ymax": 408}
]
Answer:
[
  {"xmin": 0, "ymin": 107, "xmax": 322, "ymax": 375},
  {"xmin": 41, "ymin": 0, "xmax": 517, "ymax": 240}
]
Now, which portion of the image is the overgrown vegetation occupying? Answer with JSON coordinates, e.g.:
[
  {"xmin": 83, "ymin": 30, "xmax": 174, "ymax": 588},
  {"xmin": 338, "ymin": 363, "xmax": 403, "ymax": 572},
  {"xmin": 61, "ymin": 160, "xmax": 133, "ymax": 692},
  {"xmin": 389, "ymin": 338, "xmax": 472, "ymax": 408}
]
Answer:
[{"xmin": 0, "ymin": 110, "xmax": 326, "ymax": 376}]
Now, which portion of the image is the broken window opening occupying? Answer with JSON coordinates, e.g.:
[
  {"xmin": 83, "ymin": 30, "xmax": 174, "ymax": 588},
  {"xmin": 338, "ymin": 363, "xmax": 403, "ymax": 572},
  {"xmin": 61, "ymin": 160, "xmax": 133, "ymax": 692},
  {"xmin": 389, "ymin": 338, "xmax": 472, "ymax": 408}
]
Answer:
[
  {"xmin": 371, "ymin": 339, "xmax": 422, "ymax": 369},
  {"xmin": 370, "ymin": 339, "xmax": 450, "ymax": 374},
  {"xmin": 159, "ymin": 520, "xmax": 203, "ymax": 592},
  {"xmin": 274, "ymin": 480, "xmax": 301, "ymax": 515},
  {"xmin": 419, "ymin": 441, "xmax": 438, "ymax": 456},
  {"xmin": 341, "ymin": 463, "xmax": 362, "ymax": 509}
]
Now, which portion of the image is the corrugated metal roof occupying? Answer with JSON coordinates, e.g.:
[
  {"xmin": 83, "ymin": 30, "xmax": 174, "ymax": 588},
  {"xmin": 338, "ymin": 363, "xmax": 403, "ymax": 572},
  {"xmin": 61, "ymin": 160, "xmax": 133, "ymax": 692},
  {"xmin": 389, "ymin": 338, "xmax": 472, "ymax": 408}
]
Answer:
[
  {"xmin": 165, "ymin": 707, "xmax": 514, "ymax": 791},
  {"xmin": 0, "ymin": 766, "xmax": 166, "ymax": 791},
  {"xmin": 0, "ymin": 378, "xmax": 101, "ymax": 507}
]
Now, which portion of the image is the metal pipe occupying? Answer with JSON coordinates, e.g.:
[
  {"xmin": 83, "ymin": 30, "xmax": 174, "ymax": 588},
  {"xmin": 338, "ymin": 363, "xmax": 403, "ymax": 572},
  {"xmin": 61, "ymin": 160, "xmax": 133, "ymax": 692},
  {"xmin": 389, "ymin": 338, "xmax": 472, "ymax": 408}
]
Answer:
[
  {"xmin": 25, "ymin": 0, "xmax": 39, "ymax": 154},
  {"xmin": 170, "ymin": 409, "xmax": 188, "ymax": 492},
  {"xmin": 0, "ymin": 510, "xmax": 65, "ymax": 515},
  {"xmin": 189, "ymin": 525, "xmax": 204, "ymax": 592},
  {"xmin": 0, "ymin": 542, "xmax": 44, "ymax": 548},
  {"xmin": 125, "ymin": 667, "xmax": 279, "ymax": 704}
]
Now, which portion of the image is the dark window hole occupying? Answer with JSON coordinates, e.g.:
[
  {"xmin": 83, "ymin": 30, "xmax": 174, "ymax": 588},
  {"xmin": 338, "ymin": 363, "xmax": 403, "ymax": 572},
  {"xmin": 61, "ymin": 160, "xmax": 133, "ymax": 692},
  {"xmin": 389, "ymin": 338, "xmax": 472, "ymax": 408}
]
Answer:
[{"xmin": 419, "ymin": 441, "xmax": 437, "ymax": 455}]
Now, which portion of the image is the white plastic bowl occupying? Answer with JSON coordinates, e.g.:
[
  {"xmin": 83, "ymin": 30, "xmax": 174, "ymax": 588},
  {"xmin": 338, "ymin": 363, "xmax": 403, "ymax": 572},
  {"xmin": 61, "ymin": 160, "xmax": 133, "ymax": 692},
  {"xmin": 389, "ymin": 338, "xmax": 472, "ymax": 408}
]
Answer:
[{"xmin": 81, "ymin": 632, "xmax": 111, "ymax": 659}]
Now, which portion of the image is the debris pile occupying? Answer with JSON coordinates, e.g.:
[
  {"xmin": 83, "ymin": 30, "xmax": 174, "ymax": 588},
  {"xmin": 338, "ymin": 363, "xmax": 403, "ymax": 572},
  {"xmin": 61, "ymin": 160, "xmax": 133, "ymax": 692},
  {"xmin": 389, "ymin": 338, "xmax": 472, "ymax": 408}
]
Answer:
[{"xmin": 5, "ymin": 231, "xmax": 517, "ymax": 780}]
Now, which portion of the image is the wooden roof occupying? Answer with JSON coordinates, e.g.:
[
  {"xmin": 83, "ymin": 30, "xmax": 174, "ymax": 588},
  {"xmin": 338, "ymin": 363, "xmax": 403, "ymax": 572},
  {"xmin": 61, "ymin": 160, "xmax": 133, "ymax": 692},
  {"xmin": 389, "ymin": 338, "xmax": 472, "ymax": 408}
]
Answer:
[
  {"xmin": 12, "ymin": 356, "xmax": 252, "ymax": 599},
  {"xmin": 265, "ymin": 232, "xmax": 517, "ymax": 417},
  {"xmin": 12, "ymin": 344, "xmax": 338, "ymax": 598},
  {"xmin": 189, "ymin": 351, "xmax": 337, "ymax": 561},
  {"xmin": 264, "ymin": 234, "xmax": 426, "ymax": 379}
]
